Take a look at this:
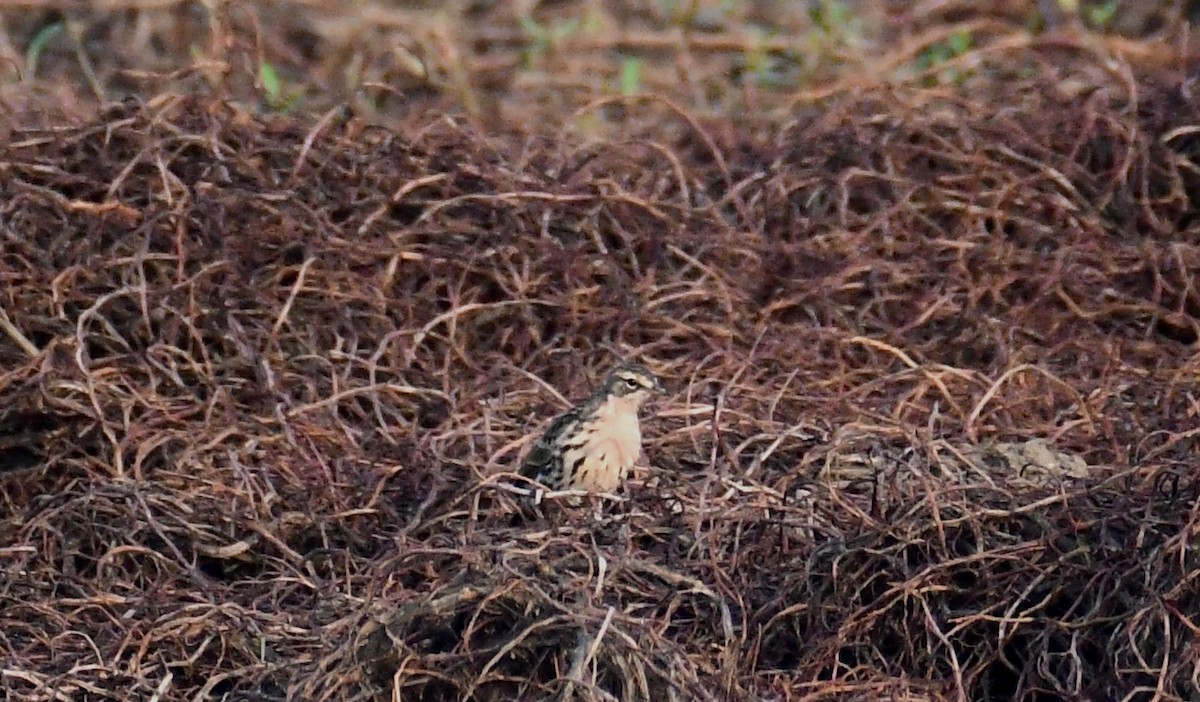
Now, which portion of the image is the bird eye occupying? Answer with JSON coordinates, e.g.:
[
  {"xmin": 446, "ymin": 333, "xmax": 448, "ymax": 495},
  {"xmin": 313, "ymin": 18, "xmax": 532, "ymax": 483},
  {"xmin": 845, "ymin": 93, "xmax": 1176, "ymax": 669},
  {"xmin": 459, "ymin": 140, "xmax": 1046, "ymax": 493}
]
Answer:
[{"xmin": 623, "ymin": 377, "xmax": 640, "ymax": 389}]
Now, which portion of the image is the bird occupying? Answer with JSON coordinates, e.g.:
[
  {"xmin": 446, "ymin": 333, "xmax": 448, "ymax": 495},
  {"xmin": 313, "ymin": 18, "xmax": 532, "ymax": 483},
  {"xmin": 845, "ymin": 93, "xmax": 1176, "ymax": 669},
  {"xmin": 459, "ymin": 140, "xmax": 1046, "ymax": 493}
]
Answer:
[{"xmin": 517, "ymin": 362, "xmax": 666, "ymax": 504}]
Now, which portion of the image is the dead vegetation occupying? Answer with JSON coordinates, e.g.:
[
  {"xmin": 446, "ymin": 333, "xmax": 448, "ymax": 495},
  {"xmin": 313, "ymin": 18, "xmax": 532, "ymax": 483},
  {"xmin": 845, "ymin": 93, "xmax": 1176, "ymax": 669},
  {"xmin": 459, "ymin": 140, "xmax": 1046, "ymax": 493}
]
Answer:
[
  {"xmin": 1, "ymin": 1, "xmax": 1196, "ymax": 126},
  {"xmin": 2, "ymin": 2, "xmax": 1200, "ymax": 702}
]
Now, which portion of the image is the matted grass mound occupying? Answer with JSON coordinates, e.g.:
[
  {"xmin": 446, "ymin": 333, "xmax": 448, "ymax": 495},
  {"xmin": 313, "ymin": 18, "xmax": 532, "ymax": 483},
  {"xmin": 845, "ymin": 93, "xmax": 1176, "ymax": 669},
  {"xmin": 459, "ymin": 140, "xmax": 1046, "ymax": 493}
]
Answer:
[{"xmin": 1, "ymin": 83, "xmax": 1198, "ymax": 701}]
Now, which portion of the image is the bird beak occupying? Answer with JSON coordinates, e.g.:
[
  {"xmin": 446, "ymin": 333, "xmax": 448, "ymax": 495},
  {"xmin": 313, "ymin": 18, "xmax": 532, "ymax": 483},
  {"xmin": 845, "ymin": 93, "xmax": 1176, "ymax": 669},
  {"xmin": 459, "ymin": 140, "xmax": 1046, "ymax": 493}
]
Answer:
[{"xmin": 655, "ymin": 381, "xmax": 667, "ymax": 396}]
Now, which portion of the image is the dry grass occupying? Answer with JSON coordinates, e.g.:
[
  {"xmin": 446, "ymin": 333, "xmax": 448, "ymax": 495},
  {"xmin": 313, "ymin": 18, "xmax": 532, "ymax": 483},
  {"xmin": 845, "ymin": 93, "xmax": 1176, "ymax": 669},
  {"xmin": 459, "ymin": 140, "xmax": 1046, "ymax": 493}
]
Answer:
[
  {"xmin": 0, "ymin": 1, "xmax": 1195, "ymax": 126},
  {"xmin": 2, "ymin": 2, "xmax": 1200, "ymax": 702}
]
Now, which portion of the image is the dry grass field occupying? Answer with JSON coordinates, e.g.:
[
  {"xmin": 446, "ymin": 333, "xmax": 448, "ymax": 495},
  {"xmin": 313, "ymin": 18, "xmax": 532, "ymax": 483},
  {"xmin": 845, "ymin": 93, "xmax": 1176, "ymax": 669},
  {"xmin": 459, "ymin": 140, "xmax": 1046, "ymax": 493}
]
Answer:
[{"xmin": 1, "ymin": 1, "xmax": 1199, "ymax": 701}]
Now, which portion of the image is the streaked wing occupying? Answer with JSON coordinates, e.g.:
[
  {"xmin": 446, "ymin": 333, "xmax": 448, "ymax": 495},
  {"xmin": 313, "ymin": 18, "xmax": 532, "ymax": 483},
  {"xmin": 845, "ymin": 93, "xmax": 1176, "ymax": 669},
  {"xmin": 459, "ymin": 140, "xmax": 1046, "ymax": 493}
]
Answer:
[{"xmin": 518, "ymin": 409, "xmax": 581, "ymax": 483}]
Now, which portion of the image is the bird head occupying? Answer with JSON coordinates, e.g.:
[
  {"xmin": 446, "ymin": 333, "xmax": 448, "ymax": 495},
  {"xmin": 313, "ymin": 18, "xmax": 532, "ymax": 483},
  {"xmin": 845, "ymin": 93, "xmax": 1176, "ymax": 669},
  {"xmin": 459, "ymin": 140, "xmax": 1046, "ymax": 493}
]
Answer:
[{"xmin": 602, "ymin": 362, "xmax": 666, "ymax": 408}]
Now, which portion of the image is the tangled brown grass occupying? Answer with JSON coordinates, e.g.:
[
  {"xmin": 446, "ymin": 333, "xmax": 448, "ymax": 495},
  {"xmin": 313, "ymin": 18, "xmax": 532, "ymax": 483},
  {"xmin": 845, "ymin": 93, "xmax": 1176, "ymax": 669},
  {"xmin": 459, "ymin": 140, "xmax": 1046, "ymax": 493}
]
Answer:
[{"xmin": 1, "ymin": 75, "xmax": 1199, "ymax": 700}]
